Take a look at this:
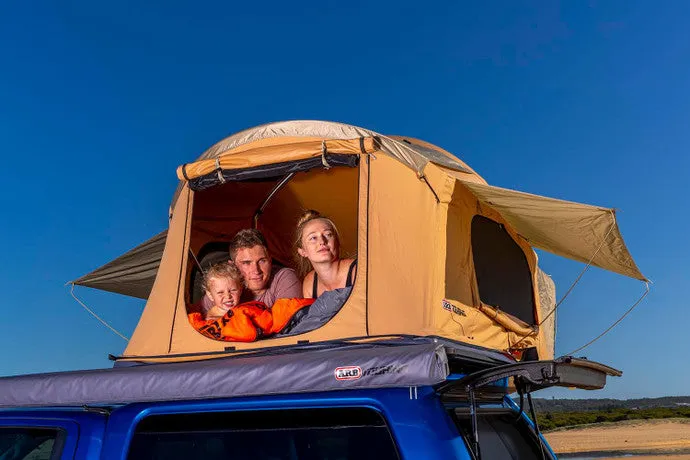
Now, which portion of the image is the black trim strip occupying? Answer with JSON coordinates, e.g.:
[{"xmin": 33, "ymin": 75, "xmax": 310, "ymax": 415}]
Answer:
[
  {"xmin": 189, "ymin": 154, "xmax": 359, "ymax": 191},
  {"xmin": 365, "ymin": 154, "xmax": 371, "ymax": 336}
]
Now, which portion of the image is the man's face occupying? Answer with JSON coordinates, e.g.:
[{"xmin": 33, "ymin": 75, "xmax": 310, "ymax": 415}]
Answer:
[{"xmin": 233, "ymin": 245, "xmax": 272, "ymax": 293}]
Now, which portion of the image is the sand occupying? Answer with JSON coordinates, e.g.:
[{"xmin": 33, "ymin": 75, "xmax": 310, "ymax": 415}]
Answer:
[{"xmin": 544, "ymin": 418, "xmax": 690, "ymax": 459}]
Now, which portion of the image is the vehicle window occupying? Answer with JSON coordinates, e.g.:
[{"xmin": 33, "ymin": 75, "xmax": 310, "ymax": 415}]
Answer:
[
  {"xmin": 451, "ymin": 409, "xmax": 552, "ymax": 460},
  {"xmin": 471, "ymin": 215, "xmax": 536, "ymax": 324},
  {"xmin": 0, "ymin": 428, "xmax": 62, "ymax": 460},
  {"xmin": 127, "ymin": 407, "xmax": 399, "ymax": 460}
]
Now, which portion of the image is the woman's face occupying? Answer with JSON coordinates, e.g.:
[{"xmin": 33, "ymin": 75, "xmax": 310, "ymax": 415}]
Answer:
[{"xmin": 298, "ymin": 218, "xmax": 339, "ymax": 264}]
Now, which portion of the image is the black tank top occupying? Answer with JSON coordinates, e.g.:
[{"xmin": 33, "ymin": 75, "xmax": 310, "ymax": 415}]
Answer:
[{"xmin": 312, "ymin": 259, "xmax": 357, "ymax": 299}]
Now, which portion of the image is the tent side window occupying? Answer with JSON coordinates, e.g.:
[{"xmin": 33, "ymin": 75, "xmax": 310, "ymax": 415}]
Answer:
[{"xmin": 470, "ymin": 215, "xmax": 536, "ymax": 324}]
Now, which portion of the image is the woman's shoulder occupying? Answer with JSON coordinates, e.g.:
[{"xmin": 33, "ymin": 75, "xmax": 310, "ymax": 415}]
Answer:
[
  {"xmin": 302, "ymin": 270, "xmax": 315, "ymax": 283},
  {"xmin": 340, "ymin": 258, "xmax": 357, "ymax": 272},
  {"xmin": 301, "ymin": 270, "xmax": 315, "ymax": 298}
]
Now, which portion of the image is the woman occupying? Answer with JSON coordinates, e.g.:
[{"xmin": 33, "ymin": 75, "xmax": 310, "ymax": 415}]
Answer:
[{"xmin": 295, "ymin": 210, "xmax": 357, "ymax": 298}]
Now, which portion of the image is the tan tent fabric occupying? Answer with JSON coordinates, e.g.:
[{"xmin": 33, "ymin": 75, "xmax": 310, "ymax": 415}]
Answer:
[
  {"xmin": 68, "ymin": 120, "xmax": 645, "ymax": 363},
  {"xmin": 72, "ymin": 230, "xmax": 167, "ymax": 299},
  {"xmin": 458, "ymin": 180, "xmax": 646, "ymax": 281},
  {"xmin": 537, "ymin": 267, "xmax": 557, "ymax": 358},
  {"xmin": 124, "ymin": 186, "xmax": 192, "ymax": 356}
]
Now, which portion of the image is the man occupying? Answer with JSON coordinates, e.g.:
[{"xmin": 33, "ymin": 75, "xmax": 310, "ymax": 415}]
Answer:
[{"xmin": 229, "ymin": 228, "xmax": 301, "ymax": 306}]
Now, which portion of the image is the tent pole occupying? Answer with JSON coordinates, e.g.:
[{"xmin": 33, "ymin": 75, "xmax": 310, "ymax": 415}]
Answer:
[{"xmin": 253, "ymin": 173, "xmax": 295, "ymax": 228}]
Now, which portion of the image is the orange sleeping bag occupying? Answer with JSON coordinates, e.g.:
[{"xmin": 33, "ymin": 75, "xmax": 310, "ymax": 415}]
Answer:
[
  {"xmin": 188, "ymin": 298, "xmax": 314, "ymax": 342},
  {"xmin": 270, "ymin": 297, "xmax": 314, "ymax": 334}
]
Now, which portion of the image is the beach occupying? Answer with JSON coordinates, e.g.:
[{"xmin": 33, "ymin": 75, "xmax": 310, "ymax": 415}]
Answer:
[{"xmin": 544, "ymin": 418, "xmax": 690, "ymax": 459}]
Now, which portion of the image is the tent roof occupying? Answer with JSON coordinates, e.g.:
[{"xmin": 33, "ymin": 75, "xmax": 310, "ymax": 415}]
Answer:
[
  {"xmin": 195, "ymin": 120, "xmax": 471, "ymax": 173},
  {"xmin": 170, "ymin": 120, "xmax": 478, "ymax": 207}
]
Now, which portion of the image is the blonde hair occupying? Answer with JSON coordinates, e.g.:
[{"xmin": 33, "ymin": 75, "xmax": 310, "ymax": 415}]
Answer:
[
  {"xmin": 294, "ymin": 210, "xmax": 341, "ymax": 278},
  {"xmin": 202, "ymin": 261, "xmax": 243, "ymax": 292}
]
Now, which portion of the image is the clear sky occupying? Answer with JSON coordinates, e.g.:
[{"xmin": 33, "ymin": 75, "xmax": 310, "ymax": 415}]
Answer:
[{"xmin": 0, "ymin": 1, "xmax": 687, "ymax": 399}]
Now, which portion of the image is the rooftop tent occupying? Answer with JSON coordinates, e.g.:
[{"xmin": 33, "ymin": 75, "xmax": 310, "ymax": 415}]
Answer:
[{"xmin": 71, "ymin": 120, "xmax": 644, "ymax": 363}]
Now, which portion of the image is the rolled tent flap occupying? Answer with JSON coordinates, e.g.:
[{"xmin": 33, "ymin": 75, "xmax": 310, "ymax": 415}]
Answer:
[
  {"xmin": 458, "ymin": 180, "xmax": 646, "ymax": 281},
  {"xmin": 176, "ymin": 138, "xmax": 379, "ymax": 182},
  {"xmin": 71, "ymin": 231, "xmax": 167, "ymax": 299}
]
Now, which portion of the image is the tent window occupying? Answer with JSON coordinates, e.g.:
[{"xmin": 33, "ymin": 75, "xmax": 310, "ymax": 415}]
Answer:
[
  {"xmin": 186, "ymin": 165, "xmax": 359, "ymax": 341},
  {"xmin": 471, "ymin": 216, "xmax": 535, "ymax": 324}
]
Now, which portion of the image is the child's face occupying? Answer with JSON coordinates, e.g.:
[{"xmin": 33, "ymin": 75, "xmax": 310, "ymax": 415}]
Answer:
[{"xmin": 205, "ymin": 276, "xmax": 242, "ymax": 310}]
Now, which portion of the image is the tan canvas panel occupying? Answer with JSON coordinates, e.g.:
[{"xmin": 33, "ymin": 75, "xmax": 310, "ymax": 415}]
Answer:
[
  {"xmin": 441, "ymin": 299, "xmax": 539, "ymax": 352},
  {"xmin": 536, "ymin": 267, "xmax": 557, "ymax": 358},
  {"xmin": 124, "ymin": 185, "xmax": 193, "ymax": 356},
  {"xmin": 366, "ymin": 155, "xmax": 449, "ymax": 337}
]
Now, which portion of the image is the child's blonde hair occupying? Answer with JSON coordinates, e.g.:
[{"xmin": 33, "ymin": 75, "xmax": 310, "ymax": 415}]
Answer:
[{"xmin": 202, "ymin": 261, "xmax": 243, "ymax": 292}]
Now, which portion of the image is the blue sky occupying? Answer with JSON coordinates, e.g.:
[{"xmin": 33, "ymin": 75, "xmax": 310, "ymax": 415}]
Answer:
[{"xmin": 0, "ymin": 1, "xmax": 687, "ymax": 399}]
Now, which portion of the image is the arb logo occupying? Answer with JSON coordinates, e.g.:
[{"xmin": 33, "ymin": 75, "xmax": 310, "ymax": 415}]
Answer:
[{"xmin": 334, "ymin": 366, "xmax": 362, "ymax": 380}]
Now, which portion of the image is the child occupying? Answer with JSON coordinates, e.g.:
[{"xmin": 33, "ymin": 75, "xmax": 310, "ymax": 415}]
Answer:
[
  {"xmin": 202, "ymin": 261, "xmax": 244, "ymax": 321},
  {"xmin": 189, "ymin": 260, "xmax": 314, "ymax": 342},
  {"xmin": 191, "ymin": 261, "xmax": 272, "ymax": 342}
]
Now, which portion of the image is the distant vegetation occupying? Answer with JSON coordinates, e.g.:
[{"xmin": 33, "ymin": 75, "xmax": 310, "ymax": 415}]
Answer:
[
  {"xmin": 530, "ymin": 396, "xmax": 690, "ymax": 412},
  {"xmin": 536, "ymin": 406, "xmax": 690, "ymax": 431},
  {"xmin": 521, "ymin": 396, "xmax": 690, "ymax": 431}
]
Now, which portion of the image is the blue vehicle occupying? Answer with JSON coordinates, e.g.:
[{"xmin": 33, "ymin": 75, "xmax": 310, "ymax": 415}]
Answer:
[{"xmin": 0, "ymin": 337, "xmax": 620, "ymax": 459}]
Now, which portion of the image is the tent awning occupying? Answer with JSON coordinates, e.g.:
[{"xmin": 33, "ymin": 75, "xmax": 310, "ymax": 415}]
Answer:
[
  {"xmin": 71, "ymin": 230, "xmax": 167, "ymax": 299},
  {"xmin": 458, "ymin": 180, "xmax": 646, "ymax": 281}
]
